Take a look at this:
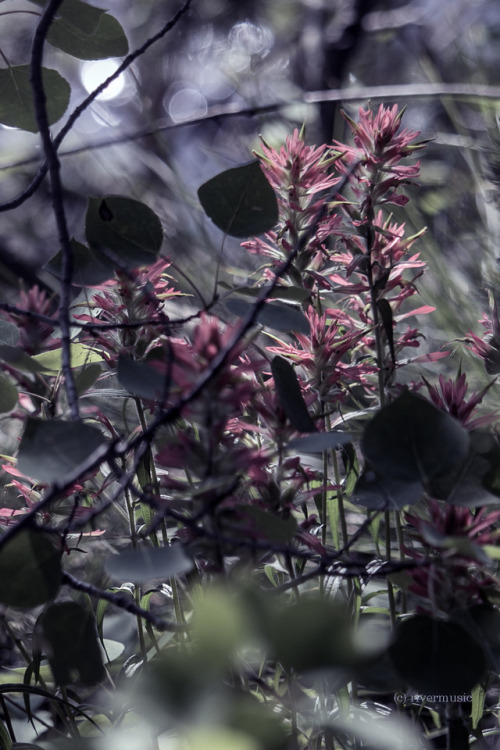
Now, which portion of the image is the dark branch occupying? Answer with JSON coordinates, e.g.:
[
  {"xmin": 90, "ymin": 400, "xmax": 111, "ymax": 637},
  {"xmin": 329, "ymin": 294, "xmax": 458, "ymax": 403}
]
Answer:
[
  {"xmin": 0, "ymin": 0, "xmax": 194, "ymax": 213},
  {"xmin": 30, "ymin": 0, "xmax": 79, "ymax": 420},
  {"xmin": 62, "ymin": 571, "xmax": 187, "ymax": 632},
  {"xmin": 3, "ymin": 81, "xmax": 500, "ymax": 176}
]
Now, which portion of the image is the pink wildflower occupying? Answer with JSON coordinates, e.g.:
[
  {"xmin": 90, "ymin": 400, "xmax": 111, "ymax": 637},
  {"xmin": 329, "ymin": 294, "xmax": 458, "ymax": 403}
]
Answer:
[
  {"xmin": 405, "ymin": 499, "xmax": 500, "ymax": 612},
  {"xmin": 3, "ymin": 285, "xmax": 58, "ymax": 354},
  {"xmin": 267, "ymin": 307, "xmax": 376, "ymax": 405},
  {"xmin": 465, "ymin": 301, "xmax": 500, "ymax": 374},
  {"xmin": 76, "ymin": 258, "xmax": 182, "ymax": 366},
  {"xmin": 241, "ymin": 128, "xmax": 343, "ymax": 281},
  {"xmin": 424, "ymin": 371, "xmax": 496, "ymax": 429},
  {"xmin": 333, "ymin": 105, "xmax": 424, "ymax": 209}
]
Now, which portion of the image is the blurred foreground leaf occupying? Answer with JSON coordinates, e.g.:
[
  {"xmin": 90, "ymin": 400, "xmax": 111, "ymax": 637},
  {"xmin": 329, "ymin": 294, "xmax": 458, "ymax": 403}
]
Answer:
[
  {"xmin": 0, "ymin": 530, "xmax": 61, "ymax": 609},
  {"xmin": 39, "ymin": 602, "xmax": 105, "ymax": 685},
  {"xmin": 105, "ymin": 544, "xmax": 193, "ymax": 583},
  {"xmin": 0, "ymin": 373, "xmax": 18, "ymax": 413},
  {"xmin": 226, "ymin": 298, "xmax": 310, "ymax": 334},
  {"xmin": 389, "ymin": 614, "xmax": 486, "ymax": 693}
]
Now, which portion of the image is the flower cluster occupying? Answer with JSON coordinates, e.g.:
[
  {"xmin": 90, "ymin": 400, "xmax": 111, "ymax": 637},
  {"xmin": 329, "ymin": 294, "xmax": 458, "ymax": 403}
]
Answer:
[
  {"xmin": 241, "ymin": 127, "xmax": 343, "ymax": 285},
  {"xmin": 76, "ymin": 258, "xmax": 183, "ymax": 366},
  {"xmin": 267, "ymin": 307, "xmax": 376, "ymax": 408},
  {"xmin": 424, "ymin": 370, "xmax": 496, "ymax": 429},
  {"xmin": 3, "ymin": 285, "xmax": 58, "ymax": 354},
  {"xmin": 466, "ymin": 297, "xmax": 500, "ymax": 375},
  {"xmin": 405, "ymin": 500, "xmax": 500, "ymax": 613},
  {"xmin": 246, "ymin": 106, "xmax": 435, "ymax": 414},
  {"xmin": 333, "ymin": 104, "xmax": 424, "ymax": 209}
]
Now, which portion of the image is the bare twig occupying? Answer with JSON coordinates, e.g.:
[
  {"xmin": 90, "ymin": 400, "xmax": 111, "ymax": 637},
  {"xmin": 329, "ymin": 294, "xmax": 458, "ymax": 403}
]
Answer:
[
  {"xmin": 53, "ymin": 0, "xmax": 194, "ymax": 151},
  {"xmin": 0, "ymin": 440, "xmax": 117, "ymax": 551},
  {"xmin": 30, "ymin": 0, "xmax": 79, "ymax": 419},
  {"xmin": 3, "ymin": 81, "xmax": 500, "ymax": 176},
  {"xmin": 62, "ymin": 571, "xmax": 187, "ymax": 632},
  {"xmin": 0, "ymin": 0, "xmax": 194, "ymax": 212}
]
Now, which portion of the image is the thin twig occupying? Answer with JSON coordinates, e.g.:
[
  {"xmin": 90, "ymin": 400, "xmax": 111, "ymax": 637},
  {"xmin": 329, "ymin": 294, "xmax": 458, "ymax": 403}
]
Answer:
[
  {"xmin": 3, "ymin": 81, "xmax": 500, "ymax": 176},
  {"xmin": 62, "ymin": 571, "xmax": 186, "ymax": 632},
  {"xmin": 0, "ymin": 440, "xmax": 117, "ymax": 551},
  {"xmin": 0, "ymin": 0, "xmax": 194, "ymax": 213},
  {"xmin": 30, "ymin": 0, "xmax": 79, "ymax": 419},
  {"xmin": 53, "ymin": 0, "xmax": 194, "ymax": 151},
  {"xmin": 0, "ymin": 167, "xmax": 356, "ymax": 560},
  {"xmin": 0, "ymin": 300, "xmax": 209, "ymax": 332}
]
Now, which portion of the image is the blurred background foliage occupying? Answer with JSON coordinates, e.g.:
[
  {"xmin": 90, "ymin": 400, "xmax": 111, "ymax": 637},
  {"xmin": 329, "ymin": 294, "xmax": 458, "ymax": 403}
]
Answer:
[{"xmin": 1, "ymin": 0, "xmax": 500, "ymax": 382}]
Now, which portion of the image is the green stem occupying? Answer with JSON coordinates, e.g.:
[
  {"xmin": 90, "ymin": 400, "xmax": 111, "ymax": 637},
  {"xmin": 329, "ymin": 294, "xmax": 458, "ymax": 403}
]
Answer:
[
  {"xmin": 135, "ymin": 585, "xmax": 148, "ymax": 662},
  {"xmin": 385, "ymin": 511, "xmax": 397, "ymax": 625},
  {"xmin": 122, "ymin": 453, "xmax": 148, "ymax": 660},
  {"xmin": 0, "ymin": 694, "xmax": 15, "ymax": 744},
  {"xmin": 365, "ymin": 241, "xmax": 386, "ymax": 406},
  {"xmin": 60, "ymin": 685, "xmax": 81, "ymax": 739},
  {"xmin": 331, "ymin": 448, "xmax": 348, "ymax": 549},
  {"xmin": 287, "ymin": 670, "xmax": 299, "ymax": 750},
  {"xmin": 3, "ymin": 618, "xmax": 74, "ymax": 734},
  {"xmin": 395, "ymin": 512, "xmax": 407, "ymax": 613},
  {"xmin": 135, "ymin": 397, "xmax": 187, "ymax": 642},
  {"xmin": 0, "ymin": 47, "xmax": 10, "ymax": 66},
  {"xmin": 321, "ymin": 449, "xmax": 328, "ymax": 549}
]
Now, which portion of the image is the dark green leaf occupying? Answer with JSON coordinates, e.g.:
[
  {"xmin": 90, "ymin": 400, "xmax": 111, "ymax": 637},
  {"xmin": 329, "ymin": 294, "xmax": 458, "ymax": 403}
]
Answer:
[
  {"xmin": 17, "ymin": 418, "xmax": 106, "ymax": 483},
  {"xmin": 30, "ymin": 0, "xmax": 104, "ymax": 33},
  {"xmin": 74, "ymin": 362, "xmax": 102, "ymax": 396},
  {"xmin": 424, "ymin": 430, "xmax": 500, "ymax": 505},
  {"xmin": 269, "ymin": 598, "xmax": 384, "ymax": 672},
  {"xmin": 271, "ymin": 356, "xmax": 316, "ymax": 433},
  {"xmin": 0, "ymin": 530, "xmax": 61, "ymax": 609},
  {"xmin": 287, "ymin": 431, "xmax": 353, "ymax": 453},
  {"xmin": 0, "ymin": 719, "xmax": 12, "ymax": 750},
  {"xmin": 361, "ymin": 391, "xmax": 470, "ymax": 484},
  {"xmin": 0, "ymin": 321, "xmax": 20, "ymax": 346},
  {"xmin": 104, "ymin": 544, "xmax": 193, "ymax": 583},
  {"xmin": 39, "ymin": 602, "xmax": 105, "ymax": 685},
  {"xmin": 241, "ymin": 507, "xmax": 297, "ymax": 544},
  {"xmin": 86, "ymin": 196, "xmax": 163, "ymax": 268},
  {"xmin": 0, "ymin": 373, "xmax": 18, "ymax": 413},
  {"xmin": 0, "ymin": 345, "xmax": 45, "ymax": 374},
  {"xmin": 45, "ymin": 239, "xmax": 116, "ymax": 286},
  {"xmin": 0, "ymin": 66, "xmax": 70, "ymax": 132},
  {"xmin": 226, "ymin": 299, "xmax": 310, "ymax": 334},
  {"xmin": 389, "ymin": 614, "xmax": 486, "ymax": 693},
  {"xmin": 198, "ymin": 160, "xmax": 278, "ymax": 238},
  {"xmin": 47, "ymin": 4, "xmax": 128, "ymax": 60},
  {"xmin": 117, "ymin": 354, "xmax": 167, "ymax": 401},
  {"xmin": 377, "ymin": 298, "xmax": 395, "ymax": 365},
  {"xmin": 353, "ymin": 467, "xmax": 423, "ymax": 509},
  {"xmin": 353, "ymin": 649, "xmax": 403, "ymax": 692},
  {"xmin": 461, "ymin": 605, "xmax": 500, "ymax": 671},
  {"xmin": 474, "ymin": 431, "xmax": 500, "ymax": 499}
]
